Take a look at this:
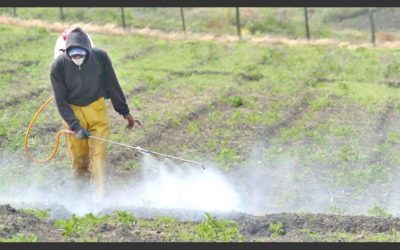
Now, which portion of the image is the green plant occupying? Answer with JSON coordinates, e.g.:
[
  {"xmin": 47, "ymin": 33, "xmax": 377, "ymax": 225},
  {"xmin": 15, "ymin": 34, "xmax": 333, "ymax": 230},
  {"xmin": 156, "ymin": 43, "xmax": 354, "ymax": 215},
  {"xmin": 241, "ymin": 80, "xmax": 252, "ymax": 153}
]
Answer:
[
  {"xmin": 187, "ymin": 121, "xmax": 201, "ymax": 134},
  {"xmin": 113, "ymin": 210, "xmax": 136, "ymax": 226},
  {"xmin": 368, "ymin": 205, "xmax": 392, "ymax": 218},
  {"xmin": 309, "ymin": 95, "xmax": 332, "ymax": 111},
  {"xmin": 0, "ymin": 234, "xmax": 38, "ymax": 242},
  {"xmin": 181, "ymin": 213, "xmax": 242, "ymax": 242},
  {"xmin": 54, "ymin": 213, "xmax": 111, "ymax": 238},
  {"xmin": 228, "ymin": 96, "xmax": 244, "ymax": 108},
  {"xmin": 216, "ymin": 147, "xmax": 242, "ymax": 168},
  {"xmin": 269, "ymin": 222, "xmax": 285, "ymax": 237},
  {"xmin": 19, "ymin": 208, "xmax": 51, "ymax": 221}
]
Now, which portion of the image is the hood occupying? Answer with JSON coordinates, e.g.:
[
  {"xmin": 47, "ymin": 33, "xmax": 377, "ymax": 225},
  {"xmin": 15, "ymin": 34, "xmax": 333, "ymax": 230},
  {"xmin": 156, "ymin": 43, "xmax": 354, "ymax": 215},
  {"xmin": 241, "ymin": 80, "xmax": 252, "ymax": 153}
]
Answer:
[{"xmin": 65, "ymin": 27, "xmax": 92, "ymax": 58}]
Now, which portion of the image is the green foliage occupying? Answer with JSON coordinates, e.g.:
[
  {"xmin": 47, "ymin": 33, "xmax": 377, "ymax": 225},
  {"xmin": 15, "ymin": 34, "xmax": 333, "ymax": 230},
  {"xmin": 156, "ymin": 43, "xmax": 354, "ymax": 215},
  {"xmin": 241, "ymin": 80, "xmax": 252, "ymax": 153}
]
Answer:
[
  {"xmin": 308, "ymin": 230, "xmax": 354, "ymax": 242},
  {"xmin": 385, "ymin": 60, "xmax": 400, "ymax": 81},
  {"xmin": 54, "ymin": 213, "xmax": 111, "ymax": 238},
  {"xmin": 228, "ymin": 96, "xmax": 244, "ymax": 108},
  {"xmin": 216, "ymin": 147, "xmax": 242, "ymax": 168},
  {"xmin": 338, "ymin": 145, "xmax": 359, "ymax": 162},
  {"xmin": 187, "ymin": 121, "xmax": 201, "ymax": 134},
  {"xmin": 269, "ymin": 222, "xmax": 285, "ymax": 237},
  {"xmin": 0, "ymin": 234, "xmax": 38, "ymax": 242},
  {"xmin": 309, "ymin": 95, "xmax": 332, "ymax": 111},
  {"xmin": 113, "ymin": 210, "xmax": 136, "ymax": 226},
  {"xmin": 366, "ymin": 231, "xmax": 399, "ymax": 242},
  {"xmin": 336, "ymin": 163, "xmax": 391, "ymax": 188},
  {"xmin": 181, "ymin": 213, "xmax": 242, "ymax": 242},
  {"xmin": 387, "ymin": 131, "xmax": 400, "ymax": 144},
  {"xmin": 19, "ymin": 208, "xmax": 51, "ymax": 221},
  {"xmin": 332, "ymin": 125, "xmax": 353, "ymax": 137},
  {"xmin": 368, "ymin": 205, "xmax": 392, "ymax": 218},
  {"xmin": 279, "ymin": 127, "xmax": 304, "ymax": 144}
]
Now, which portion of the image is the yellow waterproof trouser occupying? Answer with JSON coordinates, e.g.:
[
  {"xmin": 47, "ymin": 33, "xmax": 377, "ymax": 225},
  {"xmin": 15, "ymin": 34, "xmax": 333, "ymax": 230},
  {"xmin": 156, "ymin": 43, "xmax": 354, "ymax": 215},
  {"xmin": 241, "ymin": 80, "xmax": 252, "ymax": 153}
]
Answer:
[{"xmin": 63, "ymin": 97, "xmax": 110, "ymax": 197}]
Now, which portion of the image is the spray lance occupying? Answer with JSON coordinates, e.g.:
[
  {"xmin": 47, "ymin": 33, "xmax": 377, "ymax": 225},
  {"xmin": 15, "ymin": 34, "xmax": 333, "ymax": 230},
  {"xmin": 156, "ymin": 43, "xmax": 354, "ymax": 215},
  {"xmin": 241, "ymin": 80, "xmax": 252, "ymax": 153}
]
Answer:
[{"xmin": 24, "ymin": 96, "xmax": 205, "ymax": 169}]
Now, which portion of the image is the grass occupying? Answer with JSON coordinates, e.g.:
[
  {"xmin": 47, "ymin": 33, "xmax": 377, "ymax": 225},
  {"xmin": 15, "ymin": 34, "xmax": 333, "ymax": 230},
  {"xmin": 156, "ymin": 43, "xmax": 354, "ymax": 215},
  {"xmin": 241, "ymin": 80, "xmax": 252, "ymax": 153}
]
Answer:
[
  {"xmin": 52, "ymin": 211, "xmax": 243, "ymax": 242},
  {"xmin": 3, "ymin": 19, "xmax": 400, "ymax": 241}
]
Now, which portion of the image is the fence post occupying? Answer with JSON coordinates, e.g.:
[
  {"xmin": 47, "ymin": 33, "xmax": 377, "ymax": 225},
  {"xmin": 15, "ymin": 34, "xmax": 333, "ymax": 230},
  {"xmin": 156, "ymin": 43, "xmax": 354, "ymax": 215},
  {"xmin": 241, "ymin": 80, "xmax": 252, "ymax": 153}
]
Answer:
[
  {"xmin": 120, "ymin": 7, "xmax": 126, "ymax": 29},
  {"xmin": 236, "ymin": 7, "xmax": 241, "ymax": 40},
  {"xmin": 180, "ymin": 8, "xmax": 186, "ymax": 37},
  {"xmin": 304, "ymin": 7, "xmax": 310, "ymax": 40},
  {"xmin": 59, "ymin": 7, "xmax": 64, "ymax": 21},
  {"xmin": 13, "ymin": 7, "xmax": 16, "ymax": 17},
  {"xmin": 368, "ymin": 8, "xmax": 376, "ymax": 46}
]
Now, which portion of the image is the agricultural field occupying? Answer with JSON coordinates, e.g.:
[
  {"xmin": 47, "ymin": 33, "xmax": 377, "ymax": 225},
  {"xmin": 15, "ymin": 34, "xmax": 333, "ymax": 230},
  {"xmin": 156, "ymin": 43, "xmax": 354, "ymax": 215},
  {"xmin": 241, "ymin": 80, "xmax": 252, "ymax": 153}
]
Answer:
[{"xmin": 2, "ymin": 16, "xmax": 400, "ymax": 242}]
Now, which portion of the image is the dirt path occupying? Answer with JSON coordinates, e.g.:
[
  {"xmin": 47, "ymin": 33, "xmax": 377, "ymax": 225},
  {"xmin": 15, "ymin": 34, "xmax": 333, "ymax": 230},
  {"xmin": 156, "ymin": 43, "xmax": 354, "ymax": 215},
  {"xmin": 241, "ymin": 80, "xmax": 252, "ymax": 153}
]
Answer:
[{"xmin": 2, "ymin": 15, "xmax": 400, "ymax": 49}]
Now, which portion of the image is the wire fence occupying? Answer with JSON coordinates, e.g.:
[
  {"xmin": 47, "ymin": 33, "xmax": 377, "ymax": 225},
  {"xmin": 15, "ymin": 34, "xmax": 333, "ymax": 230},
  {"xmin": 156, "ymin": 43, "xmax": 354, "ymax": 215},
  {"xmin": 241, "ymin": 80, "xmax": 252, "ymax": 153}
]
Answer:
[{"xmin": 1, "ymin": 7, "xmax": 399, "ymax": 45}]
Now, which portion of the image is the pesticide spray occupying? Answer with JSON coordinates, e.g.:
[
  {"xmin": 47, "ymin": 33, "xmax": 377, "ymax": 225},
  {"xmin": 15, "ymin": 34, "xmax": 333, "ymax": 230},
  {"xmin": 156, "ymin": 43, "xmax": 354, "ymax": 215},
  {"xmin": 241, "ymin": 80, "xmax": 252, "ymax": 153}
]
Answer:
[
  {"xmin": 0, "ymin": 150, "xmax": 240, "ymax": 220},
  {"xmin": 8, "ymin": 96, "xmax": 238, "ymax": 219},
  {"xmin": 5, "ymin": 94, "xmax": 400, "ymax": 219}
]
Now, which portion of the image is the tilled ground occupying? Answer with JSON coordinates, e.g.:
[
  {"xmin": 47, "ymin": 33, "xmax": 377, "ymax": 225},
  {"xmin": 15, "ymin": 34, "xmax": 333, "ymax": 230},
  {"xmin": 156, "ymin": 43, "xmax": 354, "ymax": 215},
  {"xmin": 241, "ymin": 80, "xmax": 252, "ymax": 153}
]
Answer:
[
  {"xmin": 1, "ymin": 204, "xmax": 400, "ymax": 242},
  {"xmin": 0, "ymin": 204, "xmax": 63, "ymax": 242}
]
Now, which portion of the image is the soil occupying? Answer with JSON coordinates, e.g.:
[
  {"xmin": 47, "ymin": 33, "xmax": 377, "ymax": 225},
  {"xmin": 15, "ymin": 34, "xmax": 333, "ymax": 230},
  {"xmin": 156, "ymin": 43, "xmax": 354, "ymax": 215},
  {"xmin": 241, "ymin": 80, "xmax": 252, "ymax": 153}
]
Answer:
[
  {"xmin": 0, "ymin": 204, "xmax": 63, "ymax": 242},
  {"xmin": 234, "ymin": 212, "xmax": 400, "ymax": 242},
  {"xmin": 1, "ymin": 203, "xmax": 400, "ymax": 242}
]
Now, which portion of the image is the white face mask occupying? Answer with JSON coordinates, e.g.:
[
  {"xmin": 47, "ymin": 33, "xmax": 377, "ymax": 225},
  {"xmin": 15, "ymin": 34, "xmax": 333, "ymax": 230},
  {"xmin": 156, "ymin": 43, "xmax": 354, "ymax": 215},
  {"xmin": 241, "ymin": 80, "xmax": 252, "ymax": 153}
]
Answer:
[{"xmin": 72, "ymin": 57, "xmax": 85, "ymax": 66}]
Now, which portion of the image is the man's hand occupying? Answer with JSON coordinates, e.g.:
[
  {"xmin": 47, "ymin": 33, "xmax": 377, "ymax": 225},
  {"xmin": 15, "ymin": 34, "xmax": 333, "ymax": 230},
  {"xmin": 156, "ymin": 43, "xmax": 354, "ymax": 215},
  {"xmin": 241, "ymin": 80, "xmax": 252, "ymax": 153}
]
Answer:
[
  {"xmin": 124, "ymin": 113, "xmax": 142, "ymax": 130},
  {"xmin": 74, "ymin": 128, "xmax": 91, "ymax": 139}
]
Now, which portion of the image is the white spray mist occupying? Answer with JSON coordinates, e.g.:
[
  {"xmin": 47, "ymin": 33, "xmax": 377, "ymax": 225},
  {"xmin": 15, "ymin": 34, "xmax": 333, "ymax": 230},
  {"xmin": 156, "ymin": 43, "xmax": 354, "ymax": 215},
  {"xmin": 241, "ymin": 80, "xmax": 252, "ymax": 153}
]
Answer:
[{"xmin": 0, "ymin": 151, "xmax": 241, "ymax": 218}]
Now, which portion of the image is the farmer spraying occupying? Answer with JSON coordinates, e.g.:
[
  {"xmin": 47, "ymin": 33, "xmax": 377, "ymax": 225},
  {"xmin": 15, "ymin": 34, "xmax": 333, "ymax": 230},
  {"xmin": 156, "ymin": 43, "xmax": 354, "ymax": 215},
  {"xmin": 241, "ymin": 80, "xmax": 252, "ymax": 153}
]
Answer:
[{"xmin": 50, "ymin": 27, "xmax": 140, "ymax": 199}]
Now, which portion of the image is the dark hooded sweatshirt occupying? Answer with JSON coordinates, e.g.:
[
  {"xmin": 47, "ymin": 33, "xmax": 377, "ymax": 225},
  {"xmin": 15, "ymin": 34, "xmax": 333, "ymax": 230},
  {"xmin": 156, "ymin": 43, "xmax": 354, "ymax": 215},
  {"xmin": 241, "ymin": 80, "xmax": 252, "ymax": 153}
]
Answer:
[{"xmin": 50, "ymin": 27, "xmax": 130, "ymax": 132}]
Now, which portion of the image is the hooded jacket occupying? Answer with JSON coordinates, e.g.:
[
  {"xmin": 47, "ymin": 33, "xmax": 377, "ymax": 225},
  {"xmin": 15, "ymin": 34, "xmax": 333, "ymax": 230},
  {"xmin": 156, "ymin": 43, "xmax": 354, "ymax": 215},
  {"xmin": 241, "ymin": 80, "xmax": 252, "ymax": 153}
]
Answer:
[{"xmin": 50, "ymin": 27, "xmax": 130, "ymax": 132}]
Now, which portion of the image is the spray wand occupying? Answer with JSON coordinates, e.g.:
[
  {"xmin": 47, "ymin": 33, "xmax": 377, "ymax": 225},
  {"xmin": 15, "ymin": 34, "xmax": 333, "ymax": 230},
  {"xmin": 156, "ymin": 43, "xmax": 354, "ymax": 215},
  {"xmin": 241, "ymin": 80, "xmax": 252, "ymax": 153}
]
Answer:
[
  {"xmin": 87, "ymin": 134, "xmax": 205, "ymax": 169},
  {"xmin": 24, "ymin": 96, "xmax": 205, "ymax": 169}
]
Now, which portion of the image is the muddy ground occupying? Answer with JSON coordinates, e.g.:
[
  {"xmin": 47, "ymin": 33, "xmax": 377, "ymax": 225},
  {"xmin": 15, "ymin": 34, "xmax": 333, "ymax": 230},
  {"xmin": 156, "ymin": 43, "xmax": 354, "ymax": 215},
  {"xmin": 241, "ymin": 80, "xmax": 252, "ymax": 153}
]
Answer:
[{"xmin": 1, "ymin": 204, "xmax": 400, "ymax": 242}]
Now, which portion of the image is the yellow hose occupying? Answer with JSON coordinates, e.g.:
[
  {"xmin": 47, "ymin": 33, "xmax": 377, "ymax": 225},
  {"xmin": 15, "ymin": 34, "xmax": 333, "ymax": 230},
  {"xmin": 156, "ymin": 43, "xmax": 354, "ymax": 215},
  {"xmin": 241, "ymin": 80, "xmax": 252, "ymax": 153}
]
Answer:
[{"xmin": 23, "ymin": 96, "xmax": 73, "ymax": 163}]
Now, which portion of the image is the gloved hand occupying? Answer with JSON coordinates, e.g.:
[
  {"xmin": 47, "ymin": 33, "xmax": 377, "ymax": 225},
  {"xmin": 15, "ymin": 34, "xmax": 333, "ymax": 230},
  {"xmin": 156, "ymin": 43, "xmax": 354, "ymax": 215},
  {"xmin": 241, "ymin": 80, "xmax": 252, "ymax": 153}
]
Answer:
[
  {"xmin": 74, "ymin": 128, "xmax": 91, "ymax": 139},
  {"xmin": 124, "ymin": 113, "xmax": 142, "ymax": 130}
]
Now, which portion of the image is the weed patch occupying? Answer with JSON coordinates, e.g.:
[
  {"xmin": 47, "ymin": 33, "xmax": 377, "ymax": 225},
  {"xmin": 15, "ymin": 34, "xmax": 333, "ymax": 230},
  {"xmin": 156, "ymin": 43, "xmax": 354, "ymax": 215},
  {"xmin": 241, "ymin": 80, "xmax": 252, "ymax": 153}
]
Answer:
[
  {"xmin": 54, "ymin": 213, "xmax": 111, "ymax": 238},
  {"xmin": 19, "ymin": 208, "xmax": 51, "ymax": 221},
  {"xmin": 269, "ymin": 222, "xmax": 285, "ymax": 237},
  {"xmin": 180, "ymin": 213, "xmax": 242, "ymax": 242}
]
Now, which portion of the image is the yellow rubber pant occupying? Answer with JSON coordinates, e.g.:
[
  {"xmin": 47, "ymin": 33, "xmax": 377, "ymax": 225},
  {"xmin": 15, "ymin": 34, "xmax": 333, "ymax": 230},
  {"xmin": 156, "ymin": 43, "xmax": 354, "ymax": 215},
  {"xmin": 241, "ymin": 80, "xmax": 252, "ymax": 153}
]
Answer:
[{"xmin": 63, "ymin": 97, "xmax": 110, "ymax": 198}]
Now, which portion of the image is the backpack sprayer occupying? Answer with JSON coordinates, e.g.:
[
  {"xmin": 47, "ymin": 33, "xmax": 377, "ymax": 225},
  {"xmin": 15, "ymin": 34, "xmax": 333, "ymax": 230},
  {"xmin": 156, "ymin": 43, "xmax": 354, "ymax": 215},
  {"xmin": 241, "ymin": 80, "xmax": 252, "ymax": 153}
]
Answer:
[{"xmin": 24, "ymin": 96, "xmax": 205, "ymax": 169}]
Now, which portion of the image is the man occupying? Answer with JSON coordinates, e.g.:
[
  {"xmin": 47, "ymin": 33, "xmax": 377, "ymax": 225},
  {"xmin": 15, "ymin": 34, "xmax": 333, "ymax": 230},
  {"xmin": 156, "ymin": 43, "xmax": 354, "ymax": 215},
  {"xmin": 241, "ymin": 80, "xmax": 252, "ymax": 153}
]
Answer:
[{"xmin": 50, "ymin": 27, "xmax": 139, "ymax": 199}]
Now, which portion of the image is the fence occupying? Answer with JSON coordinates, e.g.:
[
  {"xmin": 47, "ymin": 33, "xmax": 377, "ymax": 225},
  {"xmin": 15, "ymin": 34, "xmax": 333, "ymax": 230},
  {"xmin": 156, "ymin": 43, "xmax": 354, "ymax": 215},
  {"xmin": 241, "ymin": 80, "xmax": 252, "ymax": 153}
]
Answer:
[{"xmin": 2, "ymin": 7, "xmax": 392, "ymax": 45}]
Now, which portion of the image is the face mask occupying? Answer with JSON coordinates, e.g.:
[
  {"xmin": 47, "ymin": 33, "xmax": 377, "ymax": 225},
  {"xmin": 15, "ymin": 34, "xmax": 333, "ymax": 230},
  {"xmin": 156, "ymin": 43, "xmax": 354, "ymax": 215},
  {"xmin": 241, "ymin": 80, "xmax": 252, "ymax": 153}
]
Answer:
[{"xmin": 72, "ymin": 57, "xmax": 85, "ymax": 66}]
